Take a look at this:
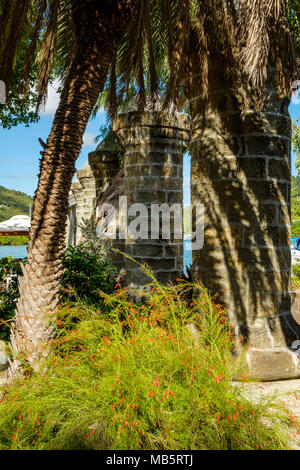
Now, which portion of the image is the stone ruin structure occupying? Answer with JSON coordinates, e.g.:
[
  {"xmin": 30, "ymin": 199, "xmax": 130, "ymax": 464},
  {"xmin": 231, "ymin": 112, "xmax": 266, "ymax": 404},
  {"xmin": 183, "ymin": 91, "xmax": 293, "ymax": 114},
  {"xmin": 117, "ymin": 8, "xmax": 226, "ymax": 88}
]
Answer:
[
  {"xmin": 186, "ymin": 66, "xmax": 300, "ymax": 380},
  {"xmin": 67, "ymin": 112, "xmax": 190, "ymax": 285},
  {"xmin": 67, "ymin": 103, "xmax": 300, "ymax": 381}
]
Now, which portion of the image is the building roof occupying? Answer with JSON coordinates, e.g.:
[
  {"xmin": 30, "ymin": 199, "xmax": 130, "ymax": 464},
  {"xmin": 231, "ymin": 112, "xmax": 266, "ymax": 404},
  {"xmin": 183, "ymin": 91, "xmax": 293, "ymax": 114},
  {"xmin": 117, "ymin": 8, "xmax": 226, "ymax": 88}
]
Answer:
[{"xmin": 0, "ymin": 215, "xmax": 30, "ymax": 235}]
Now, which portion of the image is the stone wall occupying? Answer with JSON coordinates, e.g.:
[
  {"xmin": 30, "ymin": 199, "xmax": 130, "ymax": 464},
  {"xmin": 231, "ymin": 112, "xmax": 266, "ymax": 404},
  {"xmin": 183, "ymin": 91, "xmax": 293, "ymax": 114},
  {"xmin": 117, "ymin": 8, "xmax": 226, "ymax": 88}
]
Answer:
[
  {"xmin": 67, "ymin": 142, "xmax": 121, "ymax": 246},
  {"xmin": 69, "ymin": 162, "xmax": 96, "ymax": 245},
  {"xmin": 67, "ymin": 142, "xmax": 126, "ymax": 277},
  {"xmin": 94, "ymin": 168, "xmax": 126, "ymax": 279}
]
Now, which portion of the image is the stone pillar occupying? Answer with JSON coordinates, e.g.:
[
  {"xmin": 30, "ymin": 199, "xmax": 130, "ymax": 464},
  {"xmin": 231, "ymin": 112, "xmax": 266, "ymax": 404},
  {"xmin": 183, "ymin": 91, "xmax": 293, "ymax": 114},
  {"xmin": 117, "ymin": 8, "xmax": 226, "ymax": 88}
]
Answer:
[
  {"xmin": 113, "ymin": 112, "xmax": 190, "ymax": 289},
  {"xmin": 188, "ymin": 68, "xmax": 300, "ymax": 380},
  {"xmin": 88, "ymin": 142, "xmax": 121, "ymax": 200},
  {"xmin": 89, "ymin": 144, "xmax": 125, "ymax": 277},
  {"xmin": 66, "ymin": 191, "xmax": 77, "ymax": 246},
  {"xmin": 70, "ymin": 162, "xmax": 96, "ymax": 243}
]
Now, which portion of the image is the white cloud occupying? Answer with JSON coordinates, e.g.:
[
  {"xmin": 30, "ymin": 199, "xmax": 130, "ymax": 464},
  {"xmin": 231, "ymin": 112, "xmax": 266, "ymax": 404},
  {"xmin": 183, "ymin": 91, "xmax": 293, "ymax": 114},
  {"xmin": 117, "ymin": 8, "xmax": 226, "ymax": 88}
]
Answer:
[
  {"xmin": 83, "ymin": 132, "xmax": 97, "ymax": 148},
  {"xmin": 40, "ymin": 80, "xmax": 61, "ymax": 116}
]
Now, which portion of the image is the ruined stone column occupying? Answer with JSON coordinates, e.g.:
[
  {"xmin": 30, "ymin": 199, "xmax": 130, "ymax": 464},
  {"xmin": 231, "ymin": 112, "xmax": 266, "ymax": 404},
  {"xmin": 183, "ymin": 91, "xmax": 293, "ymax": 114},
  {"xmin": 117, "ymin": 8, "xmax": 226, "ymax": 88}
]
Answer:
[
  {"xmin": 70, "ymin": 162, "xmax": 96, "ymax": 243},
  {"xmin": 66, "ymin": 191, "xmax": 77, "ymax": 246},
  {"xmin": 69, "ymin": 143, "xmax": 121, "ymax": 245},
  {"xmin": 88, "ymin": 143, "xmax": 125, "ymax": 276},
  {"xmin": 113, "ymin": 112, "xmax": 190, "ymax": 289},
  {"xmin": 88, "ymin": 141, "xmax": 121, "ymax": 200},
  {"xmin": 188, "ymin": 69, "xmax": 300, "ymax": 380}
]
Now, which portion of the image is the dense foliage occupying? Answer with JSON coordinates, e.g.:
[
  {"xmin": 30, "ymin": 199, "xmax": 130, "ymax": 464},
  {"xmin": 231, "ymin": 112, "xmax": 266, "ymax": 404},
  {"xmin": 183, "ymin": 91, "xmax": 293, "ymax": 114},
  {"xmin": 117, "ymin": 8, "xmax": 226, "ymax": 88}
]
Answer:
[
  {"xmin": 291, "ymin": 176, "xmax": 300, "ymax": 236},
  {"xmin": 0, "ymin": 24, "xmax": 40, "ymax": 129},
  {"xmin": 61, "ymin": 244, "xmax": 117, "ymax": 307},
  {"xmin": 294, "ymin": 120, "xmax": 300, "ymax": 174},
  {"xmin": 0, "ymin": 243, "xmax": 117, "ymax": 340},
  {"xmin": 0, "ymin": 263, "xmax": 297, "ymax": 450},
  {"xmin": 291, "ymin": 262, "xmax": 300, "ymax": 289},
  {"xmin": 0, "ymin": 236, "xmax": 28, "ymax": 246},
  {"xmin": 0, "ymin": 257, "xmax": 25, "ymax": 341}
]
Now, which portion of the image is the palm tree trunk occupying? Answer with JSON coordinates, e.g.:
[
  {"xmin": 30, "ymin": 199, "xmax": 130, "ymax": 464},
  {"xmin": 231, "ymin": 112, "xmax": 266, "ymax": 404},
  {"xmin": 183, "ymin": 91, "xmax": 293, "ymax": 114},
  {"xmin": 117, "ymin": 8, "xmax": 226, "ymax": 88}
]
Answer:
[
  {"xmin": 10, "ymin": 45, "xmax": 111, "ymax": 374},
  {"xmin": 6, "ymin": 0, "xmax": 135, "ymax": 377}
]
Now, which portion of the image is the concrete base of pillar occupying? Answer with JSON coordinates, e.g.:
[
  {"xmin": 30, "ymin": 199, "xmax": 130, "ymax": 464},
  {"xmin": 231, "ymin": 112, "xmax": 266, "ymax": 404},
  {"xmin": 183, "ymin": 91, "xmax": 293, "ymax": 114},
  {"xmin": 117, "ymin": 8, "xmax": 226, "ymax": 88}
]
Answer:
[
  {"xmin": 240, "ymin": 301, "xmax": 300, "ymax": 381},
  {"xmin": 247, "ymin": 348, "xmax": 300, "ymax": 381}
]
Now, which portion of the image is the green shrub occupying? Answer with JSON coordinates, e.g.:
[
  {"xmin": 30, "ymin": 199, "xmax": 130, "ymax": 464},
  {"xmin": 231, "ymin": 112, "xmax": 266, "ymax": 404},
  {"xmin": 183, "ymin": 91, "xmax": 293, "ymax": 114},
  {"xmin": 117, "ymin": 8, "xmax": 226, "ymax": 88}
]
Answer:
[
  {"xmin": 0, "ymin": 236, "xmax": 28, "ymax": 246},
  {"xmin": 291, "ymin": 264, "xmax": 300, "ymax": 290},
  {"xmin": 0, "ymin": 263, "xmax": 296, "ymax": 450},
  {"xmin": 0, "ymin": 257, "xmax": 25, "ymax": 341},
  {"xmin": 61, "ymin": 244, "xmax": 117, "ymax": 306},
  {"xmin": 292, "ymin": 264, "xmax": 300, "ymax": 277},
  {"xmin": 291, "ymin": 276, "xmax": 300, "ymax": 290},
  {"xmin": 292, "ymin": 221, "xmax": 300, "ymax": 237},
  {"xmin": 0, "ymin": 244, "xmax": 117, "ymax": 340}
]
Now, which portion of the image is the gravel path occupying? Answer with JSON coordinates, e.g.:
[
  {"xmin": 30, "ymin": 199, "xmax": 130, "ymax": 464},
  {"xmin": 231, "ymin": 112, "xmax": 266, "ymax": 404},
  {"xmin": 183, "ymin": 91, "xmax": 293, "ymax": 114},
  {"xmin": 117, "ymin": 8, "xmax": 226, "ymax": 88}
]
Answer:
[{"xmin": 239, "ymin": 379, "xmax": 300, "ymax": 449}]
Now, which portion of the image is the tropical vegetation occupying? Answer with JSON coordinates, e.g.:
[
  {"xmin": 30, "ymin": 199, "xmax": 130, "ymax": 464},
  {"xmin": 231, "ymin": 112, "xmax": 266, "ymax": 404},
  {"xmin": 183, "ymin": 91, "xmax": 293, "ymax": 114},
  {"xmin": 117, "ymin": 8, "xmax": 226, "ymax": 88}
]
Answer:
[
  {"xmin": 0, "ymin": 243, "xmax": 118, "ymax": 341},
  {"xmin": 0, "ymin": 262, "xmax": 298, "ymax": 450},
  {"xmin": 0, "ymin": 186, "xmax": 31, "ymax": 223},
  {"xmin": 0, "ymin": 0, "xmax": 299, "ymax": 404},
  {"xmin": 0, "ymin": 256, "xmax": 25, "ymax": 341}
]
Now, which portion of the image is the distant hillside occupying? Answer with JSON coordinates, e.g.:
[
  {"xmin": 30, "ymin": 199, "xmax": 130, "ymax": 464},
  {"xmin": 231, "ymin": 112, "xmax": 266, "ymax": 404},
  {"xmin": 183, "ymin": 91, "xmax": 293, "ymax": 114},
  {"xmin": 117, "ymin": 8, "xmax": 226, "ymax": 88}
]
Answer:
[{"xmin": 0, "ymin": 186, "xmax": 32, "ymax": 223}]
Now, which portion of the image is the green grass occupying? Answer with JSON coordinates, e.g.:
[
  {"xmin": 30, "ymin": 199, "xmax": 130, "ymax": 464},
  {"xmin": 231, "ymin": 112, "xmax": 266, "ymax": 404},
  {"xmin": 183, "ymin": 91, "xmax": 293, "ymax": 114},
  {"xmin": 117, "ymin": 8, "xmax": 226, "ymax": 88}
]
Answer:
[
  {"xmin": 0, "ymin": 263, "xmax": 298, "ymax": 450},
  {"xmin": 0, "ymin": 236, "xmax": 28, "ymax": 246}
]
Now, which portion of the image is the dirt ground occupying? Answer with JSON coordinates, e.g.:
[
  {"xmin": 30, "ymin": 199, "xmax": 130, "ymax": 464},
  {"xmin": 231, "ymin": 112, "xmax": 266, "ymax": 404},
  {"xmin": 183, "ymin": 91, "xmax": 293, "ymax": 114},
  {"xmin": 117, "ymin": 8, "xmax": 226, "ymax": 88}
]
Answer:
[{"xmin": 239, "ymin": 379, "xmax": 300, "ymax": 450}]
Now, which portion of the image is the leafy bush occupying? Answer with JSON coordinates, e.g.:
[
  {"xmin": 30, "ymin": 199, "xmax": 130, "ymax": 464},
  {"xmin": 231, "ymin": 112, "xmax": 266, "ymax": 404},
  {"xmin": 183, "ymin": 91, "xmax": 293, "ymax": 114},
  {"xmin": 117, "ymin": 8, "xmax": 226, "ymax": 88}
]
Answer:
[
  {"xmin": 291, "ymin": 276, "xmax": 300, "ymax": 289},
  {"xmin": 0, "ymin": 236, "xmax": 28, "ymax": 246},
  {"xmin": 292, "ymin": 221, "xmax": 300, "ymax": 237},
  {"xmin": 0, "ymin": 263, "xmax": 296, "ymax": 450},
  {"xmin": 0, "ymin": 242, "xmax": 118, "ymax": 340},
  {"xmin": 61, "ymin": 244, "xmax": 117, "ymax": 306},
  {"xmin": 292, "ymin": 264, "xmax": 300, "ymax": 277},
  {"xmin": 0, "ymin": 257, "xmax": 25, "ymax": 341},
  {"xmin": 291, "ymin": 264, "xmax": 300, "ymax": 290}
]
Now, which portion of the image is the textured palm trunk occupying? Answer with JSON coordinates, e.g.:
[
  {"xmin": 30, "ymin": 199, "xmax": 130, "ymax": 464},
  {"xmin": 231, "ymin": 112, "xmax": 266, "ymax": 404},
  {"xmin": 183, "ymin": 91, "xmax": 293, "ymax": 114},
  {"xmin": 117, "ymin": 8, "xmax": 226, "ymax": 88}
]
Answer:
[
  {"xmin": 7, "ymin": 0, "xmax": 135, "ymax": 377},
  {"xmin": 10, "ymin": 46, "xmax": 111, "ymax": 374}
]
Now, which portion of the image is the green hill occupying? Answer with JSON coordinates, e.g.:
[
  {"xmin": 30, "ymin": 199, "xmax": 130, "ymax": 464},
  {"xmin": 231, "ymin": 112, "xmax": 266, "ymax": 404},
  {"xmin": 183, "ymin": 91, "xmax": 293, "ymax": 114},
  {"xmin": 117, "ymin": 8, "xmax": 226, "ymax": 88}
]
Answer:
[{"xmin": 0, "ymin": 186, "xmax": 32, "ymax": 223}]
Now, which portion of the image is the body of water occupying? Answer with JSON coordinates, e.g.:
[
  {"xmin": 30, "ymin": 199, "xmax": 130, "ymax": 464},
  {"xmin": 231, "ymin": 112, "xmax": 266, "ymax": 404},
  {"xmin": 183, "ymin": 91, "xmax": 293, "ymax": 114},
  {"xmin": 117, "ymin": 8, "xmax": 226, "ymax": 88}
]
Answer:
[
  {"xmin": 184, "ymin": 238, "xmax": 192, "ymax": 271},
  {"xmin": 0, "ymin": 237, "xmax": 296, "ymax": 268},
  {"xmin": 0, "ymin": 245, "xmax": 28, "ymax": 259},
  {"xmin": 0, "ymin": 242, "xmax": 193, "ymax": 274},
  {"xmin": 292, "ymin": 237, "xmax": 300, "ymax": 249}
]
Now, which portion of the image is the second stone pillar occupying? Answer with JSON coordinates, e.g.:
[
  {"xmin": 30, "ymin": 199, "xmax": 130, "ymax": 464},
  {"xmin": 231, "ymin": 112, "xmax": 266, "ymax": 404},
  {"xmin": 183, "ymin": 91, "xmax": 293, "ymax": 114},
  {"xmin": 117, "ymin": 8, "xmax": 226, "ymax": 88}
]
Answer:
[{"xmin": 113, "ymin": 112, "xmax": 190, "ymax": 289}]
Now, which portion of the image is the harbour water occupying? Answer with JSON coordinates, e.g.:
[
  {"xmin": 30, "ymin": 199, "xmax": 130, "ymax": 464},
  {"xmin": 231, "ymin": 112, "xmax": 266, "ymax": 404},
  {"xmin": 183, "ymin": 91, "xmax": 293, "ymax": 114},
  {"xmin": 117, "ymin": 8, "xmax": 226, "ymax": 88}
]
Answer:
[
  {"xmin": 0, "ymin": 242, "xmax": 193, "ymax": 269},
  {"xmin": 1, "ymin": 238, "xmax": 298, "ymax": 269}
]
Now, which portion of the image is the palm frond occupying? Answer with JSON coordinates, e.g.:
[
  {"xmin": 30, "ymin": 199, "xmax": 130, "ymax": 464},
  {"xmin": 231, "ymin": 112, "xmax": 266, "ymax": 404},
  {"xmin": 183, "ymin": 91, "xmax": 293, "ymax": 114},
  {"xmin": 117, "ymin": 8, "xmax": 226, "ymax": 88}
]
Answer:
[
  {"xmin": 0, "ymin": 0, "xmax": 31, "ymax": 93},
  {"xmin": 54, "ymin": 0, "xmax": 76, "ymax": 78},
  {"xmin": 21, "ymin": 0, "xmax": 48, "ymax": 96},
  {"xmin": 36, "ymin": 0, "xmax": 60, "ymax": 110},
  {"xmin": 241, "ymin": 0, "xmax": 297, "ymax": 102},
  {"xmin": 164, "ymin": 0, "xmax": 191, "ymax": 107}
]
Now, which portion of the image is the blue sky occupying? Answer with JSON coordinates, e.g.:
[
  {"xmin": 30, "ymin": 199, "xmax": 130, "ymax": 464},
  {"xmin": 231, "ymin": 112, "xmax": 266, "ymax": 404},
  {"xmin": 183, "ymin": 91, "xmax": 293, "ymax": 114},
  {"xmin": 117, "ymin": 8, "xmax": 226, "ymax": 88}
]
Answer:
[{"xmin": 0, "ymin": 81, "xmax": 298, "ymax": 201}]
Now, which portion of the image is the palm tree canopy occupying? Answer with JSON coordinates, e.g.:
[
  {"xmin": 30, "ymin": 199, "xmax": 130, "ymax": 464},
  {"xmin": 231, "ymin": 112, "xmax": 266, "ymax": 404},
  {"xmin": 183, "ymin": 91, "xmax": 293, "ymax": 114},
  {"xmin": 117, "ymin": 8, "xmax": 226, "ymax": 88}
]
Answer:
[
  {"xmin": 287, "ymin": 0, "xmax": 300, "ymax": 60},
  {"xmin": 0, "ymin": 0, "xmax": 134, "ymax": 110},
  {"xmin": 0, "ymin": 0, "xmax": 298, "ymax": 119},
  {"xmin": 96, "ymin": 0, "xmax": 299, "ymax": 117}
]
